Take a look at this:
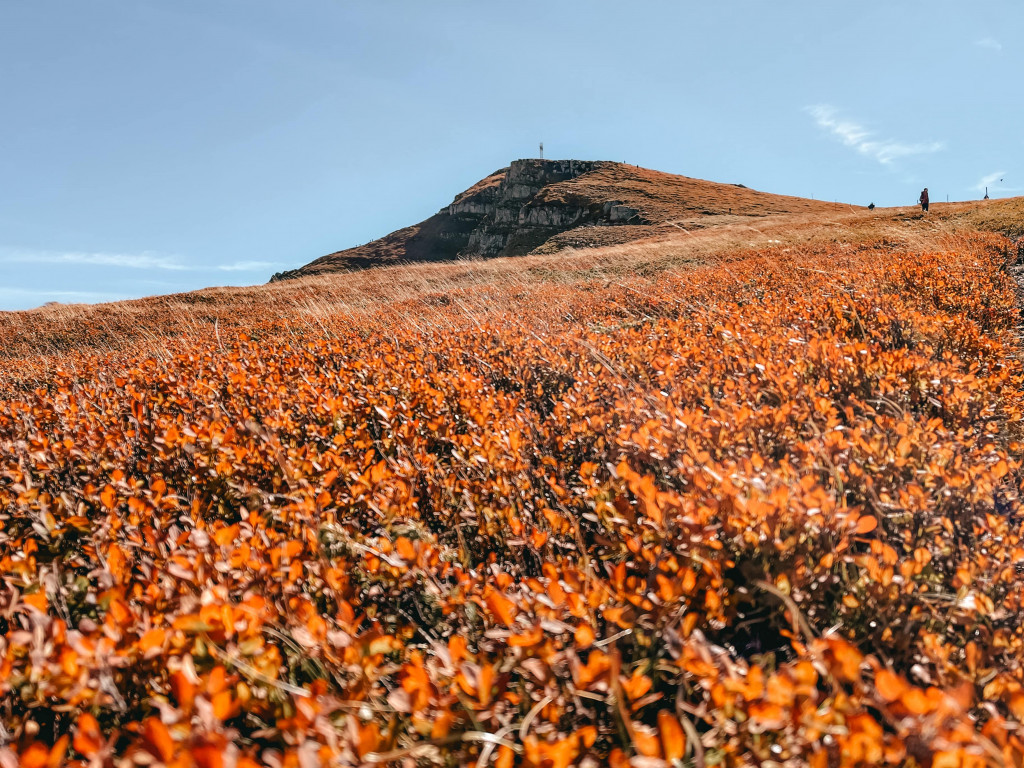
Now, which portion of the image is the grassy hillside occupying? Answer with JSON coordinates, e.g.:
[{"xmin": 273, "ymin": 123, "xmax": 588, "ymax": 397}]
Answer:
[
  {"xmin": 1, "ymin": 205, "xmax": 1023, "ymax": 767},
  {"xmin": 274, "ymin": 161, "xmax": 854, "ymax": 279}
]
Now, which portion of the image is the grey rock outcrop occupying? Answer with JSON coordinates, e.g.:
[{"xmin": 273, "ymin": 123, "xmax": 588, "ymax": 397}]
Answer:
[{"xmin": 442, "ymin": 159, "xmax": 606, "ymax": 258}]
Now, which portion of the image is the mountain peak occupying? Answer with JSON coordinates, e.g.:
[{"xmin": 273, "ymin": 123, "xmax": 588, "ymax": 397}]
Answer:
[{"xmin": 271, "ymin": 160, "xmax": 851, "ymax": 281}]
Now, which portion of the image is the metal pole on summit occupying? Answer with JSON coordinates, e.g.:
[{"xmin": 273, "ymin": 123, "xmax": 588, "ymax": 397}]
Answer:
[{"xmin": 539, "ymin": 142, "xmax": 544, "ymax": 160}]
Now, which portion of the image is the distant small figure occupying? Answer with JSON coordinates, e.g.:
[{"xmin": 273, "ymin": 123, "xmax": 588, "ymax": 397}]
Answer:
[
  {"xmin": 868, "ymin": 203, "xmax": 875, "ymax": 210},
  {"xmin": 919, "ymin": 187, "xmax": 929, "ymax": 212}
]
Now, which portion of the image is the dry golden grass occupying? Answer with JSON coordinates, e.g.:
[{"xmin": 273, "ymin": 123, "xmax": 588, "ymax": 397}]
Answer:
[
  {"xmin": 534, "ymin": 162, "xmax": 854, "ymax": 221},
  {"xmin": 2, "ymin": 201, "xmax": 1016, "ymax": 364}
]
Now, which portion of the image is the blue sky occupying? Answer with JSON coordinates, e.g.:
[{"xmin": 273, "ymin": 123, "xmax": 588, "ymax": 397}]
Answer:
[{"xmin": 1, "ymin": 1, "xmax": 1020, "ymax": 310}]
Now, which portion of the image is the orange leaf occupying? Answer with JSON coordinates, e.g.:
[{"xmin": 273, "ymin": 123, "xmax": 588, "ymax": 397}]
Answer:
[
  {"xmin": 508, "ymin": 624, "xmax": 544, "ymax": 647},
  {"xmin": 107, "ymin": 544, "xmax": 128, "ymax": 581},
  {"xmin": 658, "ymin": 710, "xmax": 687, "ymax": 761},
  {"xmin": 213, "ymin": 524, "xmax": 240, "ymax": 547},
  {"xmin": 900, "ymin": 687, "xmax": 932, "ymax": 715},
  {"xmin": 965, "ymin": 641, "xmax": 980, "ymax": 676},
  {"xmin": 604, "ymin": 606, "xmax": 630, "ymax": 629},
  {"xmin": 621, "ymin": 670, "xmax": 652, "ymax": 701},
  {"xmin": 478, "ymin": 663, "xmax": 495, "ymax": 707},
  {"xmin": 854, "ymin": 515, "xmax": 878, "ymax": 535},
  {"xmin": 74, "ymin": 713, "xmax": 103, "ymax": 757},
  {"xmin": 748, "ymin": 701, "xmax": 787, "ymax": 729},
  {"xmin": 47, "ymin": 736, "xmax": 69, "ymax": 768},
  {"xmin": 875, "ymin": 668, "xmax": 908, "ymax": 702},
  {"xmin": 495, "ymin": 746, "xmax": 516, "ymax": 768},
  {"xmin": 449, "ymin": 634, "xmax": 469, "ymax": 663},
  {"xmin": 143, "ymin": 717, "xmax": 174, "ymax": 763},
  {"xmin": 576, "ymin": 726, "xmax": 597, "ymax": 749},
  {"xmin": 484, "ymin": 589, "xmax": 518, "ymax": 627},
  {"xmin": 828, "ymin": 638, "xmax": 863, "ymax": 682},
  {"xmin": 207, "ymin": 665, "xmax": 229, "ymax": 694},
  {"xmin": 574, "ymin": 624, "xmax": 595, "ymax": 649},
  {"xmin": 632, "ymin": 725, "xmax": 661, "ymax": 758},
  {"xmin": 705, "ymin": 589, "xmax": 721, "ymax": 611},
  {"xmin": 395, "ymin": 537, "xmax": 416, "ymax": 562},
  {"xmin": 540, "ymin": 735, "xmax": 581, "ymax": 768},
  {"xmin": 682, "ymin": 612, "xmax": 699, "ymax": 637},
  {"xmin": 138, "ymin": 627, "xmax": 166, "ymax": 657},
  {"xmin": 23, "ymin": 591, "xmax": 47, "ymax": 613},
  {"xmin": 212, "ymin": 689, "xmax": 237, "ymax": 720},
  {"xmin": 100, "ymin": 484, "xmax": 116, "ymax": 509},
  {"xmin": 192, "ymin": 744, "xmax": 226, "ymax": 768},
  {"xmin": 1008, "ymin": 691, "xmax": 1024, "ymax": 721},
  {"xmin": 19, "ymin": 743, "xmax": 49, "ymax": 768},
  {"xmin": 355, "ymin": 722, "xmax": 381, "ymax": 759},
  {"xmin": 170, "ymin": 670, "xmax": 197, "ymax": 711},
  {"xmin": 431, "ymin": 710, "xmax": 455, "ymax": 740}
]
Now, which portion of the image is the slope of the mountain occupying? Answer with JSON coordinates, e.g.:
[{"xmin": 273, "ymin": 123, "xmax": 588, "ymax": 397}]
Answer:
[{"xmin": 270, "ymin": 159, "xmax": 853, "ymax": 280}]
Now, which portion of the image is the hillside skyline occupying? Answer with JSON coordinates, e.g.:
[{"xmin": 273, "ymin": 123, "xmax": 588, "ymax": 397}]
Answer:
[
  {"xmin": 273, "ymin": 159, "xmax": 856, "ymax": 280},
  {"xmin": 2, "ymin": 0, "xmax": 1021, "ymax": 309}
]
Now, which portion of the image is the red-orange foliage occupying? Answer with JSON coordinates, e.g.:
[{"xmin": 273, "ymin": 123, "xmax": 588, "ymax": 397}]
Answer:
[{"xmin": 1, "ymin": 235, "xmax": 1022, "ymax": 766}]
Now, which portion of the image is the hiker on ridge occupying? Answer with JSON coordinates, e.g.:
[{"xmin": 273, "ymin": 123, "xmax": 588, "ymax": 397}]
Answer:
[{"xmin": 919, "ymin": 187, "xmax": 929, "ymax": 212}]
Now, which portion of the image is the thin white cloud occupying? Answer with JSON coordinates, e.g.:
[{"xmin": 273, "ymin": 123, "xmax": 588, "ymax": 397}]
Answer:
[
  {"xmin": 216, "ymin": 260, "xmax": 283, "ymax": 272},
  {"xmin": 0, "ymin": 286, "xmax": 125, "ymax": 299},
  {"xmin": 0, "ymin": 250, "xmax": 282, "ymax": 273},
  {"xmin": 974, "ymin": 171, "xmax": 1005, "ymax": 192},
  {"xmin": 972, "ymin": 171, "xmax": 1021, "ymax": 195},
  {"xmin": 0, "ymin": 249, "xmax": 189, "ymax": 270},
  {"xmin": 806, "ymin": 105, "xmax": 945, "ymax": 165},
  {"xmin": 975, "ymin": 37, "xmax": 1002, "ymax": 52},
  {"xmin": 0, "ymin": 287, "xmax": 130, "ymax": 309}
]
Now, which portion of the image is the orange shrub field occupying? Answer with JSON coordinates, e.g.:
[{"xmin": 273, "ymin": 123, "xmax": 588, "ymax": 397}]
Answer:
[{"xmin": 1, "ymin": 233, "xmax": 1023, "ymax": 767}]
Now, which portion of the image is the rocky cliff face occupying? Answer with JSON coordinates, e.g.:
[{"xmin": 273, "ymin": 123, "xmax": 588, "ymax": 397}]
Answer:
[
  {"xmin": 443, "ymin": 160, "xmax": 587, "ymax": 256},
  {"xmin": 456, "ymin": 160, "xmax": 651, "ymax": 258},
  {"xmin": 271, "ymin": 159, "xmax": 852, "ymax": 280},
  {"xmin": 271, "ymin": 160, "xmax": 640, "ymax": 280}
]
